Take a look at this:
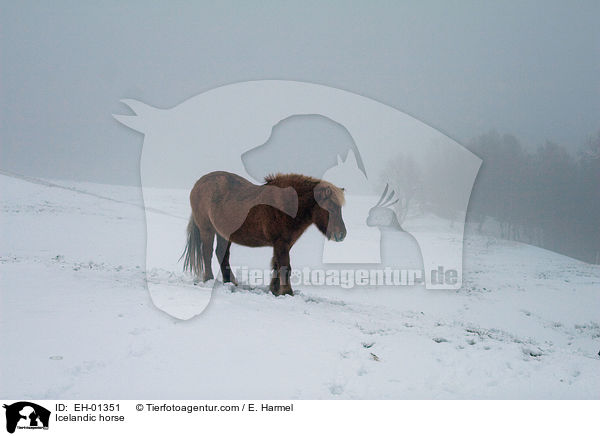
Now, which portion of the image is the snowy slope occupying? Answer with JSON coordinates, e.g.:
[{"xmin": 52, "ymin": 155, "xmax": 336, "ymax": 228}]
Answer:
[{"xmin": 0, "ymin": 173, "xmax": 598, "ymax": 399}]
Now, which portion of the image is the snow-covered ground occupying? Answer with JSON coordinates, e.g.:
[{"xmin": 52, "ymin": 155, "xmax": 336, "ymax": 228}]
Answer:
[{"xmin": 1, "ymin": 172, "xmax": 598, "ymax": 399}]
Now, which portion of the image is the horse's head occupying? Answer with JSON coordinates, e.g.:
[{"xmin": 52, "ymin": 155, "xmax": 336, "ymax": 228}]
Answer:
[
  {"xmin": 367, "ymin": 184, "xmax": 402, "ymax": 230},
  {"xmin": 313, "ymin": 181, "xmax": 347, "ymax": 242}
]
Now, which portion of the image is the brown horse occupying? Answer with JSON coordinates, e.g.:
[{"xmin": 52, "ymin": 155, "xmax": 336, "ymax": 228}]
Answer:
[{"xmin": 181, "ymin": 171, "xmax": 346, "ymax": 295}]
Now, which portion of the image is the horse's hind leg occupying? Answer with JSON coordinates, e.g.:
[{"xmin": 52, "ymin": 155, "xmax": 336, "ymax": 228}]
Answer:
[
  {"xmin": 216, "ymin": 235, "xmax": 237, "ymax": 285},
  {"xmin": 199, "ymin": 226, "xmax": 215, "ymax": 282}
]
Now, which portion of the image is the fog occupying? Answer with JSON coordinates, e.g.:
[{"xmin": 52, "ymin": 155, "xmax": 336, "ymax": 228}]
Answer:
[
  {"xmin": 2, "ymin": 1, "xmax": 598, "ymax": 183},
  {"xmin": 1, "ymin": 1, "xmax": 598, "ymax": 262}
]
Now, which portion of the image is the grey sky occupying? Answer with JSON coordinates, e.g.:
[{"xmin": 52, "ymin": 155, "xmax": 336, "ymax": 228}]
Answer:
[{"xmin": 1, "ymin": 1, "xmax": 598, "ymax": 185}]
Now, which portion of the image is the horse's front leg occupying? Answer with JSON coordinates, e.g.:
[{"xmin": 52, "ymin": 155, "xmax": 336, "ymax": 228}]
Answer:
[
  {"xmin": 272, "ymin": 242, "xmax": 293, "ymax": 296},
  {"xmin": 270, "ymin": 255, "xmax": 280, "ymax": 294}
]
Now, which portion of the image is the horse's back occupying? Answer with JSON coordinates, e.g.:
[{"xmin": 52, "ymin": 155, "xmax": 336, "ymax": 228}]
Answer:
[
  {"xmin": 191, "ymin": 171, "xmax": 255, "ymax": 202},
  {"xmin": 193, "ymin": 171, "xmax": 253, "ymax": 190},
  {"xmin": 190, "ymin": 171, "xmax": 264, "ymax": 238}
]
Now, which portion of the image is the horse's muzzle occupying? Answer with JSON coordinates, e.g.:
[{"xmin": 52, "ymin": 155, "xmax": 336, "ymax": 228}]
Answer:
[{"xmin": 329, "ymin": 231, "xmax": 346, "ymax": 242}]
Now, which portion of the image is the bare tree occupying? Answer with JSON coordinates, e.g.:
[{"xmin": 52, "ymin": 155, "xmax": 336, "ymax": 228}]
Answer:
[{"xmin": 379, "ymin": 153, "xmax": 422, "ymax": 225}]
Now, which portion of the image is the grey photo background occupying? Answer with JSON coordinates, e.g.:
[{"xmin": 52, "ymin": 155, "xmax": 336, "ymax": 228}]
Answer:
[{"xmin": 1, "ymin": 1, "xmax": 599, "ymax": 262}]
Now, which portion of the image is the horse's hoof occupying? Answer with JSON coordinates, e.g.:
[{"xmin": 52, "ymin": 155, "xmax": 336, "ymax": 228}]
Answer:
[
  {"xmin": 223, "ymin": 272, "xmax": 238, "ymax": 286},
  {"xmin": 273, "ymin": 287, "xmax": 294, "ymax": 297}
]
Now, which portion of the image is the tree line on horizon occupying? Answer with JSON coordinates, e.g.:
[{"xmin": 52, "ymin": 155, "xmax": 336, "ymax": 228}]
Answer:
[
  {"xmin": 466, "ymin": 130, "xmax": 599, "ymax": 264},
  {"xmin": 380, "ymin": 129, "xmax": 599, "ymax": 264}
]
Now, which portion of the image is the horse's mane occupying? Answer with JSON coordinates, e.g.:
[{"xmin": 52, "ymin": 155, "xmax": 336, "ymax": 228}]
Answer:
[{"xmin": 264, "ymin": 173, "xmax": 345, "ymax": 206}]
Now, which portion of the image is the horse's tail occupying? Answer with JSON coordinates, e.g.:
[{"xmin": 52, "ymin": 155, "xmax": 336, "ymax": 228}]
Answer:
[{"xmin": 181, "ymin": 215, "xmax": 203, "ymax": 278}]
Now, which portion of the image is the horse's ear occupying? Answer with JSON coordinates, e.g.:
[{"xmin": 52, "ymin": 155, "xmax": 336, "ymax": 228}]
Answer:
[{"xmin": 315, "ymin": 186, "xmax": 332, "ymax": 203}]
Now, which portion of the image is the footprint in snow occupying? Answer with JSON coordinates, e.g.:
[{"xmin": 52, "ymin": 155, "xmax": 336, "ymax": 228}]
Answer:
[
  {"xmin": 329, "ymin": 384, "xmax": 344, "ymax": 395},
  {"xmin": 521, "ymin": 345, "xmax": 543, "ymax": 358}
]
